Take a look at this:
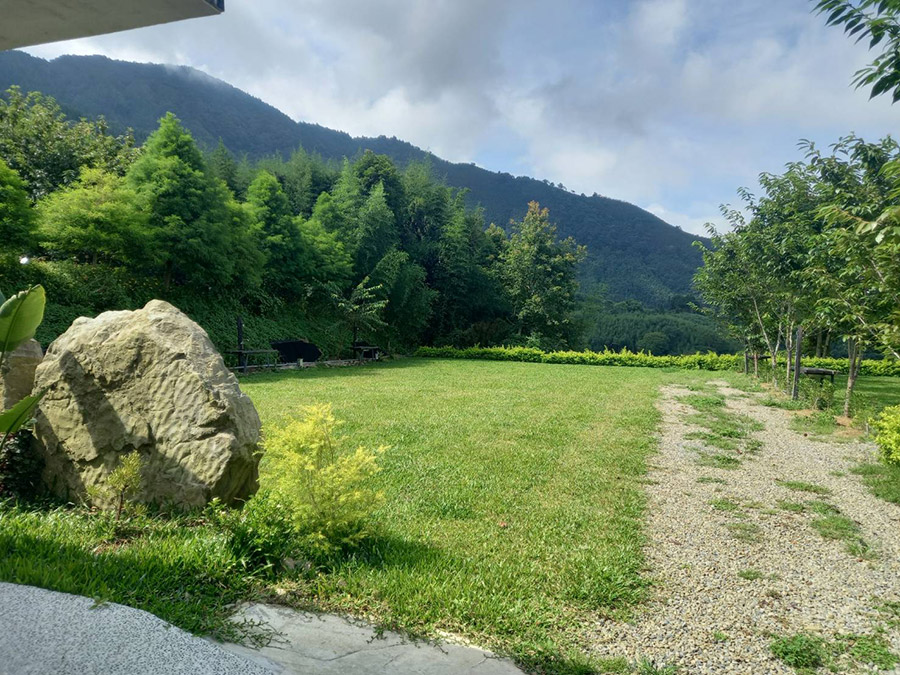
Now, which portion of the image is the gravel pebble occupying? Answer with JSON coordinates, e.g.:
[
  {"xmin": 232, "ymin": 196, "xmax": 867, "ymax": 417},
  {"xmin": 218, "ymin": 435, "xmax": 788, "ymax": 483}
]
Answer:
[{"xmin": 590, "ymin": 381, "xmax": 900, "ymax": 674}]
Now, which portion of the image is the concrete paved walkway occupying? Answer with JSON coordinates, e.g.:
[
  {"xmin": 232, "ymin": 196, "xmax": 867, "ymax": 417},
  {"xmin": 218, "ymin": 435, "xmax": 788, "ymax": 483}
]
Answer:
[
  {"xmin": 220, "ymin": 602, "xmax": 524, "ymax": 674},
  {"xmin": 0, "ymin": 582, "xmax": 271, "ymax": 675},
  {"xmin": 0, "ymin": 583, "xmax": 523, "ymax": 674}
]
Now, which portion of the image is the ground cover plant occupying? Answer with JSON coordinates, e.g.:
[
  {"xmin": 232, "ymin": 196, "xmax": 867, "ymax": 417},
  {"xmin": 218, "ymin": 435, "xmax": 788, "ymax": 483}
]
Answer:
[{"xmin": 770, "ymin": 631, "xmax": 898, "ymax": 672}]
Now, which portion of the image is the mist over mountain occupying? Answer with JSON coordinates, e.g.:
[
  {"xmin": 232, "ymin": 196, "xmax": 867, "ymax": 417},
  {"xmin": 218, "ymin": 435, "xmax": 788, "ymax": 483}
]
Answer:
[{"xmin": 0, "ymin": 50, "xmax": 706, "ymax": 306}]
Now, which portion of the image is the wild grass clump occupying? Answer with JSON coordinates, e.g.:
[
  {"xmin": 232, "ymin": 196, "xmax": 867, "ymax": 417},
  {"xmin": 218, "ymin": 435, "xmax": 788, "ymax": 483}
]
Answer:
[
  {"xmin": 770, "ymin": 633, "xmax": 827, "ymax": 669},
  {"xmin": 850, "ymin": 462, "xmax": 900, "ymax": 504}
]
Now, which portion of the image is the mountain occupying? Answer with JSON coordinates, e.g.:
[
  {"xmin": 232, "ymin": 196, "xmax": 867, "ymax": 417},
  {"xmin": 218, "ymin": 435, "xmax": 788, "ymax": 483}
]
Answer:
[{"xmin": 0, "ymin": 50, "xmax": 705, "ymax": 306}]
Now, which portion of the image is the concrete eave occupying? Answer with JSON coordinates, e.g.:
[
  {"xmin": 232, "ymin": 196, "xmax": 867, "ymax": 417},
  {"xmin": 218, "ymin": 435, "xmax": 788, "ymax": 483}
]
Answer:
[{"xmin": 0, "ymin": 0, "xmax": 223, "ymax": 51}]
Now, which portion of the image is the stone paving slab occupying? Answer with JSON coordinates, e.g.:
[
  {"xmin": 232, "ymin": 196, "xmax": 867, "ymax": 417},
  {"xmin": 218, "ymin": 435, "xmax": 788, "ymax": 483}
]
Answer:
[
  {"xmin": 0, "ymin": 582, "xmax": 275, "ymax": 675},
  {"xmin": 220, "ymin": 602, "xmax": 525, "ymax": 674}
]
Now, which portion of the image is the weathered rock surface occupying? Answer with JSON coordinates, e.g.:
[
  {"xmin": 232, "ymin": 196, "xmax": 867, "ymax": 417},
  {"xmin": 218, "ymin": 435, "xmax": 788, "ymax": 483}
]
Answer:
[
  {"xmin": 0, "ymin": 339, "xmax": 42, "ymax": 409},
  {"xmin": 32, "ymin": 300, "xmax": 261, "ymax": 508}
]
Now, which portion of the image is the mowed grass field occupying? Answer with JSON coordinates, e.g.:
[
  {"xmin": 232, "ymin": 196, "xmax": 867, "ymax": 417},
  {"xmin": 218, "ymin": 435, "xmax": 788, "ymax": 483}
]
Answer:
[{"xmin": 241, "ymin": 358, "xmax": 729, "ymax": 671}]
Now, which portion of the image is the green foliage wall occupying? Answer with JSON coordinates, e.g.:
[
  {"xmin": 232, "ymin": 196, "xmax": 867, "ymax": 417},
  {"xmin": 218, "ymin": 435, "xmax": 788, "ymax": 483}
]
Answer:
[{"xmin": 415, "ymin": 345, "xmax": 900, "ymax": 376}]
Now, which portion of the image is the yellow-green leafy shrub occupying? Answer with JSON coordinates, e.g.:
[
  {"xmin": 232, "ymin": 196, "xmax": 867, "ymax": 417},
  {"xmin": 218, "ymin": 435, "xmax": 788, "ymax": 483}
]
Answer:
[
  {"xmin": 262, "ymin": 404, "xmax": 385, "ymax": 554},
  {"xmin": 875, "ymin": 405, "xmax": 900, "ymax": 465}
]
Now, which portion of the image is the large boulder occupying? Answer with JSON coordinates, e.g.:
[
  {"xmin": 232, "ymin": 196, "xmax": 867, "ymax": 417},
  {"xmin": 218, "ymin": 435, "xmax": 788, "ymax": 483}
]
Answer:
[
  {"xmin": 32, "ymin": 300, "xmax": 261, "ymax": 509},
  {"xmin": 0, "ymin": 339, "xmax": 42, "ymax": 410}
]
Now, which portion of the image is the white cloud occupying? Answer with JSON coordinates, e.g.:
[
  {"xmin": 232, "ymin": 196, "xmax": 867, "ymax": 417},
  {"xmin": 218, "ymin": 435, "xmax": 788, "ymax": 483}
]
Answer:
[{"xmin": 18, "ymin": 0, "xmax": 900, "ymax": 229}]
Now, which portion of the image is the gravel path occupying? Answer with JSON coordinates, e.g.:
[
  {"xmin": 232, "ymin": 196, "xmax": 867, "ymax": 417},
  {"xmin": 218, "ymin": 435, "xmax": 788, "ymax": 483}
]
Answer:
[{"xmin": 591, "ymin": 381, "xmax": 900, "ymax": 674}]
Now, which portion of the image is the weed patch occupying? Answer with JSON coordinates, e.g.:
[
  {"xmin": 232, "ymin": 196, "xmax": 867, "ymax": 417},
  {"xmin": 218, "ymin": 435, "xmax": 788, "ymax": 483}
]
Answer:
[
  {"xmin": 776, "ymin": 480, "xmax": 832, "ymax": 496},
  {"xmin": 697, "ymin": 453, "xmax": 742, "ymax": 469},
  {"xmin": 727, "ymin": 522, "xmax": 761, "ymax": 542},
  {"xmin": 810, "ymin": 514, "xmax": 874, "ymax": 558},
  {"xmin": 851, "ymin": 462, "xmax": 900, "ymax": 505},
  {"xmin": 770, "ymin": 633, "xmax": 827, "ymax": 669},
  {"xmin": 709, "ymin": 498, "xmax": 741, "ymax": 512}
]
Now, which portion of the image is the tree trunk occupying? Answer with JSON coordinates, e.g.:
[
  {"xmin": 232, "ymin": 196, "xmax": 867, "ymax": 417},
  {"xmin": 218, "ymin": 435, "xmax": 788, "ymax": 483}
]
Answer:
[
  {"xmin": 743, "ymin": 351, "xmax": 749, "ymax": 375},
  {"xmin": 843, "ymin": 338, "xmax": 861, "ymax": 418},
  {"xmin": 815, "ymin": 330, "xmax": 823, "ymax": 358},
  {"xmin": 791, "ymin": 327, "xmax": 803, "ymax": 401},
  {"xmin": 753, "ymin": 353, "xmax": 759, "ymax": 378},
  {"xmin": 784, "ymin": 322, "xmax": 794, "ymax": 391}
]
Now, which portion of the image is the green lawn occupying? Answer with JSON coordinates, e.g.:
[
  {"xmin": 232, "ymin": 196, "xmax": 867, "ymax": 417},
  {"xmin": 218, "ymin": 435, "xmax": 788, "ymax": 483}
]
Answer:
[
  {"xmin": 240, "ymin": 358, "xmax": 725, "ymax": 671},
  {"xmin": 0, "ymin": 358, "xmax": 746, "ymax": 672}
]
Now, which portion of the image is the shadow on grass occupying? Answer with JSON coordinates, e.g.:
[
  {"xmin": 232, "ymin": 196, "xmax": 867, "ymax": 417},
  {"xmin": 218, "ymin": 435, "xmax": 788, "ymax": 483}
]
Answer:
[
  {"xmin": 0, "ymin": 520, "xmax": 249, "ymax": 639},
  {"xmin": 328, "ymin": 529, "xmax": 449, "ymax": 573},
  {"xmin": 238, "ymin": 357, "xmax": 434, "ymax": 384}
]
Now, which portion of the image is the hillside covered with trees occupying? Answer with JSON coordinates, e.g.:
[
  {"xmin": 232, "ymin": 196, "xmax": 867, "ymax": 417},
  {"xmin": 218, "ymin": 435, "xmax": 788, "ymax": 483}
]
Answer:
[
  {"xmin": 0, "ymin": 87, "xmax": 594, "ymax": 357},
  {"xmin": 0, "ymin": 51, "xmax": 706, "ymax": 312}
]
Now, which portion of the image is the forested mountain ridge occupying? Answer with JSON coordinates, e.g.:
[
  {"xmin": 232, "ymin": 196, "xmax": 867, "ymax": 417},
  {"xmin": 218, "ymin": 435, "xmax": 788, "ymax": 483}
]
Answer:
[{"xmin": 0, "ymin": 50, "xmax": 705, "ymax": 307}]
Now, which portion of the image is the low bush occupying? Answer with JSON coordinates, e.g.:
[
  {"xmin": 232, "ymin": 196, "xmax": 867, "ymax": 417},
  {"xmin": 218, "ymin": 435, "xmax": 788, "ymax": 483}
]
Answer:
[
  {"xmin": 0, "ymin": 430, "xmax": 43, "ymax": 501},
  {"xmin": 875, "ymin": 405, "xmax": 900, "ymax": 465},
  {"xmin": 416, "ymin": 345, "xmax": 742, "ymax": 370},
  {"xmin": 209, "ymin": 493, "xmax": 297, "ymax": 575},
  {"xmin": 416, "ymin": 345, "xmax": 900, "ymax": 376},
  {"xmin": 261, "ymin": 404, "xmax": 385, "ymax": 557}
]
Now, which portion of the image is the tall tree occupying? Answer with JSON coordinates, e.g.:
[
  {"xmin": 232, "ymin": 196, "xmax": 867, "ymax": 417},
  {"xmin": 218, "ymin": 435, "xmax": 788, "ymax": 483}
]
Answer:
[
  {"xmin": 126, "ymin": 113, "xmax": 256, "ymax": 292},
  {"xmin": 38, "ymin": 168, "xmax": 149, "ymax": 266},
  {"xmin": 246, "ymin": 170, "xmax": 305, "ymax": 297},
  {"xmin": 0, "ymin": 87, "xmax": 136, "ymax": 200},
  {"xmin": 0, "ymin": 158, "xmax": 34, "ymax": 254},
  {"xmin": 354, "ymin": 182, "xmax": 398, "ymax": 278},
  {"xmin": 208, "ymin": 139, "xmax": 239, "ymax": 196},
  {"xmin": 369, "ymin": 249, "xmax": 434, "ymax": 351},
  {"xmin": 500, "ymin": 202, "xmax": 585, "ymax": 347}
]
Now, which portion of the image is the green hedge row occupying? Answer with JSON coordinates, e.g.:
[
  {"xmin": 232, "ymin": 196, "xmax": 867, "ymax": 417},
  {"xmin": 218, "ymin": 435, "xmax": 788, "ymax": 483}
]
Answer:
[{"xmin": 414, "ymin": 346, "xmax": 900, "ymax": 376}]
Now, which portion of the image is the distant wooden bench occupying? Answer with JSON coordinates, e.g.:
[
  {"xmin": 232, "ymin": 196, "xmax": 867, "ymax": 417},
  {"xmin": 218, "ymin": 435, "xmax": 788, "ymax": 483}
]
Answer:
[
  {"xmin": 791, "ymin": 366, "xmax": 836, "ymax": 384},
  {"xmin": 352, "ymin": 344, "xmax": 381, "ymax": 361},
  {"xmin": 225, "ymin": 348, "xmax": 279, "ymax": 373}
]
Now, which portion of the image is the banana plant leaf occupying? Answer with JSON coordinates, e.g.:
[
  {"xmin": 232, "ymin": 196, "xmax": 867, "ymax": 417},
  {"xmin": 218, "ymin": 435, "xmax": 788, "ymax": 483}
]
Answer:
[
  {"xmin": 0, "ymin": 285, "xmax": 46, "ymax": 355},
  {"xmin": 0, "ymin": 391, "xmax": 44, "ymax": 436}
]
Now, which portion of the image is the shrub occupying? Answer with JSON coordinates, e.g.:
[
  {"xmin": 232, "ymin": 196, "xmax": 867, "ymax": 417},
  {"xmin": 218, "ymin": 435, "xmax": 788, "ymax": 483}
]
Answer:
[
  {"xmin": 875, "ymin": 405, "xmax": 900, "ymax": 465},
  {"xmin": 0, "ymin": 429, "xmax": 43, "ymax": 500},
  {"xmin": 414, "ymin": 345, "xmax": 900, "ymax": 376},
  {"xmin": 261, "ymin": 404, "xmax": 385, "ymax": 556},
  {"xmin": 209, "ymin": 493, "xmax": 297, "ymax": 575}
]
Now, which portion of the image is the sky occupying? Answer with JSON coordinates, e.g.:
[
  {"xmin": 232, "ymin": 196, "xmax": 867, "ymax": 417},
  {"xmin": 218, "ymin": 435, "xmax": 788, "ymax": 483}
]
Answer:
[{"xmin": 23, "ymin": 0, "xmax": 899, "ymax": 234}]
